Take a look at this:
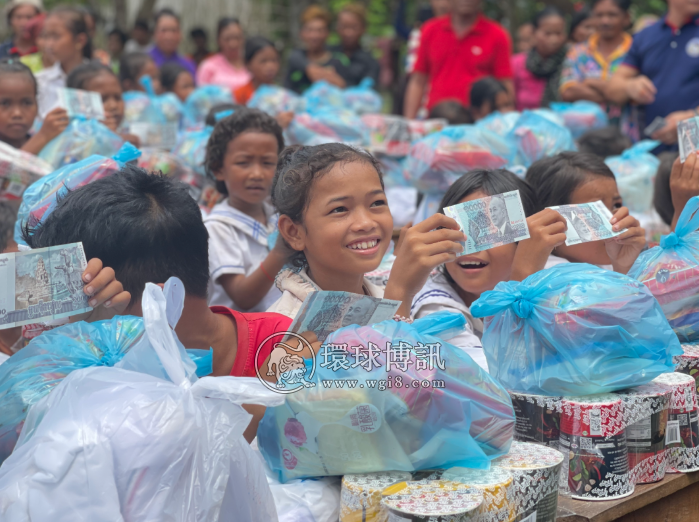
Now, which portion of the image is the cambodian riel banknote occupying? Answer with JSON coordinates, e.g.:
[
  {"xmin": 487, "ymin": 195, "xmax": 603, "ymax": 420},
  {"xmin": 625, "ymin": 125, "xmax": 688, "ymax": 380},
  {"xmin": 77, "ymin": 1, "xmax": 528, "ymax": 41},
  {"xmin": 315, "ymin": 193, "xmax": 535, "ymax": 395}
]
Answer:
[
  {"xmin": 443, "ymin": 190, "xmax": 530, "ymax": 254},
  {"xmin": 56, "ymin": 87, "xmax": 105, "ymax": 120},
  {"xmin": 547, "ymin": 201, "xmax": 623, "ymax": 246},
  {"xmin": 0, "ymin": 242, "xmax": 91, "ymax": 329},
  {"xmin": 289, "ymin": 291, "xmax": 401, "ymax": 343},
  {"xmin": 128, "ymin": 122, "xmax": 178, "ymax": 150},
  {"xmin": 678, "ymin": 117, "xmax": 699, "ymax": 163}
]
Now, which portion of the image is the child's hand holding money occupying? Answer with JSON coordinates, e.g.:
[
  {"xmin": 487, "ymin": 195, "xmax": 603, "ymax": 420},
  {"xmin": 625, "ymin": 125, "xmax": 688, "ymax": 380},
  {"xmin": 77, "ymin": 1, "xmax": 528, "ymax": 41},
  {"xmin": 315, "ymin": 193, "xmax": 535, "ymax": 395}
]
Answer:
[
  {"xmin": 21, "ymin": 108, "xmax": 70, "ymax": 155},
  {"xmin": 604, "ymin": 207, "xmax": 646, "ymax": 274},
  {"xmin": 69, "ymin": 258, "xmax": 131, "ymax": 323},
  {"xmin": 385, "ymin": 213, "xmax": 465, "ymax": 317},
  {"xmin": 511, "ymin": 209, "xmax": 568, "ymax": 281},
  {"xmin": 670, "ymin": 152, "xmax": 699, "ymax": 230}
]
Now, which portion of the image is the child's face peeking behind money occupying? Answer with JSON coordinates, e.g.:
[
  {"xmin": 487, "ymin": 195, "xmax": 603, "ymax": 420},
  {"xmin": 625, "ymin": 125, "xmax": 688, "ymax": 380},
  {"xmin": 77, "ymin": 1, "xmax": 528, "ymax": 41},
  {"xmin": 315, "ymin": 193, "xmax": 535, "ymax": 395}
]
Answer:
[
  {"xmin": 0, "ymin": 73, "xmax": 37, "ymax": 149},
  {"xmin": 444, "ymin": 190, "xmax": 517, "ymax": 305},
  {"xmin": 280, "ymin": 161, "xmax": 392, "ymax": 292},
  {"xmin": 83, "ymin": 72, "xmax": 125, "ymax": 132},
  {"xmin": 554, "ymin": 175, "xmax": 623, "ymax": 265}
]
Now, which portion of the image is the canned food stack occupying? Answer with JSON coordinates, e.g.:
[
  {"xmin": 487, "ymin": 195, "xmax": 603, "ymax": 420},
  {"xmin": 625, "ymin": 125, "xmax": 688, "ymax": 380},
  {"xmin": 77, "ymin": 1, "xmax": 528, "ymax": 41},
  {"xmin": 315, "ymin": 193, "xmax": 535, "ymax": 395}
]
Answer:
[
  {"xmin": 509, "ymin": 392, "xmax": 561, "ymax": 449},
  {"xmin": 675, "ymin": 344, "xmax": 699, "ymax": 394},
  {"xmin": 380, "ymin": 481, "xmax": 483, "ymax": 522},
  {"xmin": 340, "ymin": 471, "xmax": 412, "ymax": 522},
  {"xmin": 441, "ymin": 467, "xmax": 515, "ymax": 522}
]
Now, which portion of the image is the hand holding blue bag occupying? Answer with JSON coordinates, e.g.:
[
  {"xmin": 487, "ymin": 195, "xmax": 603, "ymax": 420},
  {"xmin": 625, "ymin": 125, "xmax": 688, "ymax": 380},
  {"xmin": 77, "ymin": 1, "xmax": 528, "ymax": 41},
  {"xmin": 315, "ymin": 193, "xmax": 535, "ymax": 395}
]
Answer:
[
  {"xmin": 38, "ymin": 117, "xmax": 125, "ymax": 168},
  {"xmin": 628, "ymin": 195, "xmax": 699, "ymax": 342},
  {"xmin": 258, "ymin": 311, "xmax": 515, "ymax": 482},
  {"xmin": 605, "ymin": 140, "xmax": 661, "ymax": 213},
  {"xmin": 471, "ymin": 263, "xmax": 682, "ymax": 396}
]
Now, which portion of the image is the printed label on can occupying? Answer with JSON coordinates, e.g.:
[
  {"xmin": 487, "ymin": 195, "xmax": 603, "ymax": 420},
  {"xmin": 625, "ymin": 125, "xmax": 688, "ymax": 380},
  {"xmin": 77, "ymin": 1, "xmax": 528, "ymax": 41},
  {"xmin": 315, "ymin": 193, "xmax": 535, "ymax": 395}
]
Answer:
[
  {"xmin": 627, "ymin": 412, "xmax": 666, "ymax": 454},
  {"xmin": 511, "ymin": 395, "xmax": 560, "ymax": 447},
  {"xmin": 667, "ymin": 411, "xmax": 699, "ymax": 448},
  {"xmin": 589, "ymin": 409, "xmax": 602, "ymax": 436},
  {"xmin": 520, "ymin": 511, "xmax": 537, "ymax": 522},
  {"xmin": 561, "ymin": 431, "xmax": 631, "ymax": 499}
]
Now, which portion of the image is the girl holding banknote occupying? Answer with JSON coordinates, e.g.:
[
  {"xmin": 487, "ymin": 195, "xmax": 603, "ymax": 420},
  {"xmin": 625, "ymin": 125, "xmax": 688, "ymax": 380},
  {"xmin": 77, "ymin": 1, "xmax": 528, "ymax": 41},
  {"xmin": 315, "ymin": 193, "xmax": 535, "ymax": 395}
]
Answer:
[
  {"xmin": 526, "ymin": 151, "xmax": 646, "ymax": 274},
  {"xmin": 269, "ymin": 143, "xmax": 465, "ymax": 321}
]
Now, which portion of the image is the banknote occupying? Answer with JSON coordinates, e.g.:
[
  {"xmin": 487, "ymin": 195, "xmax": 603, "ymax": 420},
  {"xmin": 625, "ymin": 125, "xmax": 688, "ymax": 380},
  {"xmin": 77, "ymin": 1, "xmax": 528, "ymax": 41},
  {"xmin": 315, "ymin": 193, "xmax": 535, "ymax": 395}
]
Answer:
[
  {"xmin": 444, "ymin": 190, "xmax": 530, "ymax": 254},
  {"xmin": 0, "ymin": 243, "xmax": 91, "ymax": 329},
  {"xmin": 547, "ymin": 201, "xmax": 623, "ymax": 246},
  {"xmin": 644, "ymin": 116, "xmax": 666, "ymax": 137},
  {"xmin": 56, "ymin": 88, "xmax": 105, "ymax": 120},
  {"xmin": 0, "ymin": 141, "xmax": 52, "ymax": 201},
  {"xmin": 289, "ymin": 291, "xmax": 401, "ymax": 343},
  {"xmin": 678, "ymin": 117, "xmax": 699, "ymax": 163},
  {"xmin": 128, "ymin": 122, "xmax": 178, "ymax": 150}
]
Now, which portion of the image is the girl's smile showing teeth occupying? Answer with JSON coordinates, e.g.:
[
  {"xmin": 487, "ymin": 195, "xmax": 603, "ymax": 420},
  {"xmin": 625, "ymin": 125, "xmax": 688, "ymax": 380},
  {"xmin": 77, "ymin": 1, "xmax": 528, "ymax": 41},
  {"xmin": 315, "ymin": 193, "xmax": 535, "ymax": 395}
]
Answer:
[
  {"xmin": 456, "ymin": 257, "xmax": 489, "ymax": 269},
  {"xmin": 347, "ymin": 238, "xmax": 380, "ymax": 252}
]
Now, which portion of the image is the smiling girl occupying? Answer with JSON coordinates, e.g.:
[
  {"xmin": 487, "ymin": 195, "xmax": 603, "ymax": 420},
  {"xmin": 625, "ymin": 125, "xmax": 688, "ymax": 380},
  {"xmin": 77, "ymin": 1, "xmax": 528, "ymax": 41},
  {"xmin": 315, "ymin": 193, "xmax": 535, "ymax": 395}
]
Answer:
[{"xmin": 269, "ymin": 142, "xmax": 465, "ymax": 320}]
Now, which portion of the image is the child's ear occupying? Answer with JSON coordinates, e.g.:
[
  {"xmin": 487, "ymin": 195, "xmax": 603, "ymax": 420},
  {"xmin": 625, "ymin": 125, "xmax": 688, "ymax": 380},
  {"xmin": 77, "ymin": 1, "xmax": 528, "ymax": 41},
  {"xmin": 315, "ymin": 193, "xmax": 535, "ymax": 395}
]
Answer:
[{"xmin": 277, "ymin": 215, "xmax": 306, "ymax": 253}]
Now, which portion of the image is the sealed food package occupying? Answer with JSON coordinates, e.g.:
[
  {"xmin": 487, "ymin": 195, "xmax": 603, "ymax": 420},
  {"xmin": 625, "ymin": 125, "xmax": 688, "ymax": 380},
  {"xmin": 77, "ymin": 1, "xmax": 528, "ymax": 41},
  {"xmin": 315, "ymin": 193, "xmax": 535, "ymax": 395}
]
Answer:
[
  {"xmin": 342, "ymin": 78, "xmax": 382, "ymax": 115},
  {"xmin": 286, "ymin": 108, "xmax": 368, "ymax": 146},
  {"xmin": 38, "ymin": 117, "xmax": 125, "ymax": 168},
  {"xmin": 628, "ymin": 196, "xmax": 699, "ymax": 342},
  {"xmin": 380, "ymin": 481, "xmax": 483, "ymax": 521},
  {"xmin": 171, "ymin": 125, "xmax": 213, "ymax": 175},
  {"xmin": 126, "ymin": 76, "xmax": 183, "ymax": 125},
  {"xmin": 15, "ymin": 143, "xmax": 141, "ymax": 245},
  {"xmin": 507, "ymin": 111, "xmax": 576, "ymax": 167},
  {"xmin": 404, "ymin": 125, "xmax": 516, "ymax": 194},
  {"xmin": 137, "ymin": 148, "xmax": 193, "ymax": 177},
  {"xmin": 0, "ymin": 141, "xmax": 52, "ymax": 200},
  {"xmin": 183, "ymin": 84, "xmax": 234, "ymax": 127},
  {"xmin": 0, "ymin": 281, "xmax": 282, "ymax": 522},
  {"xmin": 248, "ymin": 85, "xmax": 304, "ymax": 116},
  {"xmin": 362, "ymin": 114, "xmax": 412, "ymax": 156},
  {"xmin": 340, "ymin": 471, "xmax": 411, "ymax": 522},
  {"xmin": 258, "ymin": 311, "xmax": 515, "ymax": 482},
  {"xmin": 471, "ymin": 263, "xmax": 682, "ymax": 396},
  {"xmin": 550, "ymin": 101, "xmax": 608, "ymax": 138},
  {"xmin": 605, "ymin": 140, "xmax": 661, "ymax": 214}
]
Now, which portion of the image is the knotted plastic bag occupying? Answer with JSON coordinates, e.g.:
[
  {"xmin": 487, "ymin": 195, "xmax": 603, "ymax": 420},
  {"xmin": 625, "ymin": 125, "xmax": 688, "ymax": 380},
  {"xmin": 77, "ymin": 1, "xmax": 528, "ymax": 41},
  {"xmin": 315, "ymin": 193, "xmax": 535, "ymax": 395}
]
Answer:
[
  {"xmin": 248, "ymin": 85, "xmax": 304, "ymax": 116},
  {"xmin": 471, "ymin": 263, "xmax": 682, "ymax": 396},
  {"xmin": 183, "ymin": 84, "xmax": 234, "ymax": 127},
  {"xmin": 15, "ymin": 143, "xmax": 141, "ymax": 246},
  {"xmin": 605, "ymin": 140, "xmax": 661, "ymax": 214},
  {"xmin": 508, "ymin": 111, "xmax": 576, "ymax": 167},
  {"xmin": 550, "ymin": 101, "xmax": 608, "ymax": 139},
  {"xmin": 38, "ymin": 117, "xmax": 125, "ymax": 169},
  {"xmin": 628, "ymin": 195, "xmax": 699, "ymax": 342},
  {"xmin": 0, "ymin": 280, "xmax": 282, "ymax": 522},
  {"xmin": 123, "ymin": 76, "xmax": 183, "ymax": 125},
  {"xmin": 302, "ymin": 80, "xmax": 345, "ymax": 111},
  {"xmin": 286, "ymin": 108, "xmax": 368, "ymax": 146},
  {"xmin": 258, "ymin": 311, "xmax": 515, "ymax": 482},
  {"xmin": 342, "ymin": 78, "xmax": 382, "ymax": 115},
  {"xmin": 404, "ymin": 125, "xmax": 516, "ymax": 194}
]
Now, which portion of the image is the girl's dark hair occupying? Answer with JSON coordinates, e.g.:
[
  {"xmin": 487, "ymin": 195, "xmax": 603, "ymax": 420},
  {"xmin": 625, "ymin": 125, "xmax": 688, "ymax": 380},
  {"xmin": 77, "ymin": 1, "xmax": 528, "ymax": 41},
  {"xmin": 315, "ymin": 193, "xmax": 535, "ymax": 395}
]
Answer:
[
  {"xmin": 0, "ymin": 58, "xmax": 37, "ymax": 94},
  {"xmin": 50, "ymin": 6, "xmax": 93, "ymax": 60},
  {"xmin": 591, "ymin": 0, "xmax": 631, "ymax": 11},
  {"xmin": 205, "ymin": 108, "xmax": 285, "ymax": 195},
  {"xmin": 160, "ymin": 62, "xmax": 190, "ymax": 92},
  {"xmin": 470, "ymin": 77, "xmax": 508, "ymax": 112},
  {"xmin": 272, "ymin": 143, "xmax": 385, "ymax": 268},
  {"xmin": 66, "ymin": 61, "xmax": 117, "ymax": 90},
  {"xmin": 569, "ymin": 7, "xmax": 592, "ymax": 35},
  {"xmin": 439, "ymin": 169, "xmax": 538, "ymax": 218},
  {"xmin": 525, "ymin": 151, "xmax": 616, "ymax": 212},
  {"xmin": 532, "ymin": 6, "xmax": 565, "ymax": 29},
  {"xmin": 245, "ymin": 36, "xmax": 276, "ymax": 64},
  {"xmin": 217, "ymin": 17, "xmax": 241, "ymax": 37},
  {"xmin": 119, "ymin": 52, "xmax": 152, "ymax": 85}
]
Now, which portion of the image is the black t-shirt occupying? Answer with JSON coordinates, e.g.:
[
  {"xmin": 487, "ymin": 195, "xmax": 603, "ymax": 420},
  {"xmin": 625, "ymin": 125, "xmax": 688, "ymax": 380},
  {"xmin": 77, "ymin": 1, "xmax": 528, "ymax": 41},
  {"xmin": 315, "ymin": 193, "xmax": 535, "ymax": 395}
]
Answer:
[
  {"xmin": 284, "ymin": 48, "xmax": 348, "ymax": 94},
  {"xmin": 327, "ymin": 44, "xmax": 380, "ymax": 87}
]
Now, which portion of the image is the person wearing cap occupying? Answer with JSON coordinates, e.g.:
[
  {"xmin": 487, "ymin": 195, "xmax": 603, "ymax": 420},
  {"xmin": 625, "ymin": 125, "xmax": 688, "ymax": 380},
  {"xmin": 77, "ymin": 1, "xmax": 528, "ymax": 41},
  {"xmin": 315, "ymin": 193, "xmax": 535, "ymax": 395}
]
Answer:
[{"xmin": 0, "ymin": 0, "xmax": 43, "ymax": 59}]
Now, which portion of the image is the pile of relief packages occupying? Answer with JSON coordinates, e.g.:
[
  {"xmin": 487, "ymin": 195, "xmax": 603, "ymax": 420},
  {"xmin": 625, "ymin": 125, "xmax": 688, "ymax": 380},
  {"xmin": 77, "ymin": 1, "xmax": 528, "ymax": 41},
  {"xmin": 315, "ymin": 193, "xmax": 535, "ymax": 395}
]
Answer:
[{"xmin": 0, "ymin": 76, "xmax": 698, "ymax": 522}]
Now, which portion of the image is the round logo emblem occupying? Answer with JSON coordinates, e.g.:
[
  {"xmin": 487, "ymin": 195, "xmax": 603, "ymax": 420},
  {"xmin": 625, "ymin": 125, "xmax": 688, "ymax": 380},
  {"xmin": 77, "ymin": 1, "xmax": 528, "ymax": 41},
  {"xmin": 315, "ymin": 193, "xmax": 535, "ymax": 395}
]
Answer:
[
  {"xmin": 255, "ymin": 331, "xmax": 317, "ymax": 394},
  {"xmin": 472, "ymin": 45, "xmax": 482, "ymax": 56},
  {"xmin": 656, "ymin": 268, "xmax": 670, "ymax": 284},
  {"xmin": 686, "ymin": 37, "xmax": 699, "ymax": 58}
]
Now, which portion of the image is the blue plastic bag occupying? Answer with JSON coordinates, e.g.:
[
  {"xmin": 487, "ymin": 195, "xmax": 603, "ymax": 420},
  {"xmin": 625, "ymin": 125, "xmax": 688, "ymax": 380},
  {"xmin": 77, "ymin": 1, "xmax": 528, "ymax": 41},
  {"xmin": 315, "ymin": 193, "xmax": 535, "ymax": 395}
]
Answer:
[
  {"xmin": 302, "ymin": 80, "xmax": 345, "ymax": 112},
  {"xmin": 550, "ymin": 101, "xmax": 608, "ymax": 138},
  {"xmin": 476, "ymin": 111, "xmax": 521, "ymax": 135},
  {"xmin": 258, "ymin": 311, "xmax": 515, "ymax": 482},
  {"xmin": 171, "ymin": 125, "xmax": 213, "ymax": 175},
  {"xmin": 247, "ymin": 85, "xmax": 304, "ymax": 116},
  {"xmin": 183, "ymin": 85, "xmax": 234, "ymax": 127},
  {"xmin": 286, "ymin": 108, "xmax": 368, "ymax": 146},
  {"xmin": 605, "ymin": 140, "xmax": 661, "ymax": 213},
  {"xmin": 471, "ymin": 263, "xmax": 682, "ymax": 396},
  {"xmin": 342, "ymin": 78, "xmax": 382, "ymax": 115},
  {"xmin": 508, "ymin": 111, "xmax": 576, "ymax": 167},
  {"xmin": 404, "ymin": 125, "xmax": 516, "ymax": 194},
  {"xmin": 123, "ymin": 76, "xmax": 183, "ymax": 125},
  {"xmin": 16, "ymin": 143, "xmax": 141, "ymax": 245},
  {"xmin": 628, "ymin": 195, "xmax": 699, "ymax": 342},
  {"xmin": 38, "ymin": 117, "xmax": 125, "ymax": 168}
]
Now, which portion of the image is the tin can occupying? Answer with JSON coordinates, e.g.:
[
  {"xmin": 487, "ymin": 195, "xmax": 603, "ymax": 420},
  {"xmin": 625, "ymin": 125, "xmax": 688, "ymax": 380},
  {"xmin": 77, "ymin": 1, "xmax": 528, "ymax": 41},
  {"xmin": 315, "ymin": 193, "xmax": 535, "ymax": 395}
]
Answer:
[
  {"xmin": 509, "ymin": 392, "xmax": 561, "ymax": 449},
  {"xmin": 441, "ymin": 467, "xmax": 515, "ymax": 521},
  {"xmin": 341, "ymin": 471, "xmax": 413, "ymax": 522},
  {"xmin": 381, "ymin": 480, "xmax": 483, "ymax": 522}
]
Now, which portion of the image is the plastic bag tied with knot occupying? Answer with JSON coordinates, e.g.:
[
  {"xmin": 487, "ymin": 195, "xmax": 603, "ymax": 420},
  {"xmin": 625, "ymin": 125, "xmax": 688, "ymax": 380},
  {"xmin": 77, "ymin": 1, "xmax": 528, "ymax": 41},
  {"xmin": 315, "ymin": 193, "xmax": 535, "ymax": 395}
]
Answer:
[
  {"xmin": 628, "ymin": 195, "xmax": 699, "ymax": 342},
  {"xmin": 258, "ymin": 311, "xmax": 515, "ymax": 482},
  {"xmin": 0, "ymin": 279, "xmax": 283, "ymax": 522},
  {"xmin": 605, "ymin": 140, "xmax": 661, "ymax": 214},
  {"xmin": 471, "ymin": 263, "xmax": 682, "ymax": 396},
  {"xmin": 182, "ymin": 85, "xmax": 234, "ymax": 128}
]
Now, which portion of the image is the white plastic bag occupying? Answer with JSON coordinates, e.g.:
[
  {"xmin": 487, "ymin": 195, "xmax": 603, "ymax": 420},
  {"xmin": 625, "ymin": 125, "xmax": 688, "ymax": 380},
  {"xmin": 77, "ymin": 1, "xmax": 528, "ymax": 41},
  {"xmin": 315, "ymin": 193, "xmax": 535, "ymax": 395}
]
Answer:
[{"xmin": 0, "ymin": 280, "xmax": 283, "ymax": 522}]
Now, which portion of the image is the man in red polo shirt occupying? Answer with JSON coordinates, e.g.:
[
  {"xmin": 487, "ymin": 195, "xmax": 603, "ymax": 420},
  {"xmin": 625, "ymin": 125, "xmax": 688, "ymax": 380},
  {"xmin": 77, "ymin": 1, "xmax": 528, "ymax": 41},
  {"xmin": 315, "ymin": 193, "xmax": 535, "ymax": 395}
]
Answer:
[{"xmin": 403, "ymin": 0, "xmax": 513, "ymax": 118}]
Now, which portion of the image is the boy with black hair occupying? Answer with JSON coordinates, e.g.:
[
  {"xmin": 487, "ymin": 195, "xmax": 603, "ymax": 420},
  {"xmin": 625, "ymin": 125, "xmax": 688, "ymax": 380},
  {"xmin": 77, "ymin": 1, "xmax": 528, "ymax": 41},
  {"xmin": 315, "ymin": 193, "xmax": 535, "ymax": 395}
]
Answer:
[
  {"xmin": 577, "ymin": 127, "xmax": 632, "ymax": 159},
  {"xmin": 24, "ymin": 164, "xmax": 292, "ymax": 378}
]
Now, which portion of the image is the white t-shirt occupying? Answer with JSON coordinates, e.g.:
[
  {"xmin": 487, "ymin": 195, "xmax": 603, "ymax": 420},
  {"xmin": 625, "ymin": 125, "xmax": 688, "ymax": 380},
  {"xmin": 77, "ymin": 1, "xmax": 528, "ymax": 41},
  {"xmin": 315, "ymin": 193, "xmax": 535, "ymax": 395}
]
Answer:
[
  {"xmin": 204, "ymin": 200, "xmax": 281, "ymax": 313},
  {"xmin": 411, "ymin": 272, "xmax": 488, "ymax": 371}
]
